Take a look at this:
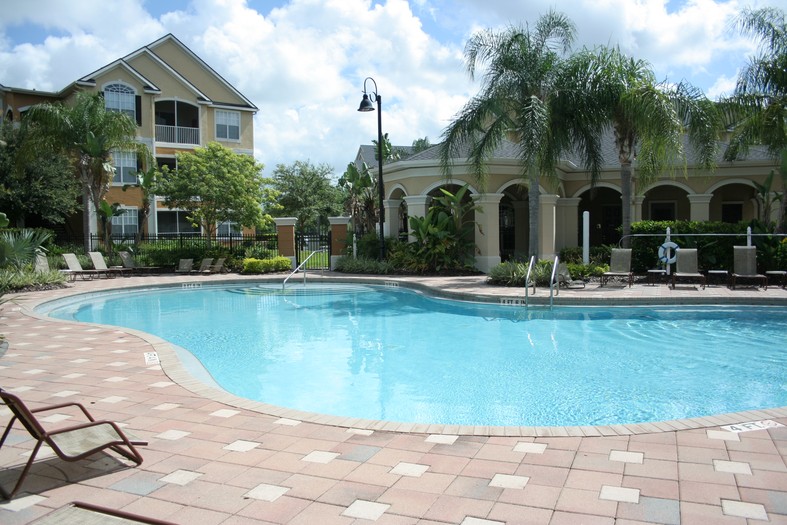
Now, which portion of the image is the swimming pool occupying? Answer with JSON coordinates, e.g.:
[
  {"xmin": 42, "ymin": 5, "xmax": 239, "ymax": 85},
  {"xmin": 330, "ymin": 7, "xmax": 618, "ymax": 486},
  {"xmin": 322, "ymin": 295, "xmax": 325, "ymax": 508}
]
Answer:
[{"xmin": 41, "ymin": 283, "xmax": 787, "ymax": 427}]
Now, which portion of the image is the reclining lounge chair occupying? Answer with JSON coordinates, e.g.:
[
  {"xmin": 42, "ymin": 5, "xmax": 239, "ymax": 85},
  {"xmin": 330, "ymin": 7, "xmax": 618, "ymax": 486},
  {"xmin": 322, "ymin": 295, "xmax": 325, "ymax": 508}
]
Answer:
[
  {"xmin": 730, "ymin": 246, "xmax": 767, "ymax": 289},
  {"xmin": 671, "ymin": 248, "xmax": 706, "ymax": 290},
  {"xmin": 601, "ymin": 248, "xmax": 633, "ymax": 287},
  {"xmin": 0, "ymin": 389, "xmax": 146, "ymax": 499}
]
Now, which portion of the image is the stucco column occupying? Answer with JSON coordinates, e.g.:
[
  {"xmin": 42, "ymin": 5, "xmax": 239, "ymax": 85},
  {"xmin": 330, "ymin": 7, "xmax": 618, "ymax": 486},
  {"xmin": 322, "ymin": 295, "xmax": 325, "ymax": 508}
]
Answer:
[
  {"xmin": 328, "ymin": 216, "xmax": 351, "ymax": 270},
  {"xmin": 687, "ymin": 193, "xmax": 713, "ymax": 222},
  {"xmin": 274, "ymin": 217, "xmax": 297, "ymax": 269},
  {"xmin": 556, "ymin": 197, "xmax": 581, "ymax": 251},
  {"xmin": 403, "ymin": 195, "xmax": 431, "ymax": 243},
  {"xmin": 539, "ymin": 194, "xmax": 559, "ymax": 260},
  {"xmin": 512, "ymin": 200, "xmax": 528, "ymax": 257},
  {"xmin": 472, "ymin": 193, "xmax": 504, "ymax": 273},
  {"xmin": 633, "ymin": 196, "xmax": 645, "ymax": 223},
  {"xmin": 383, "ymin": 199, "xmax": 401, "ymax": 239}
]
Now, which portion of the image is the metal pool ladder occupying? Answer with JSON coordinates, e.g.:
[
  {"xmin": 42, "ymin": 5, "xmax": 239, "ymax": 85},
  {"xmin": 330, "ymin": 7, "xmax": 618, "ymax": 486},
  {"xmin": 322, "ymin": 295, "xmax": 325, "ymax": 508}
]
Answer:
[
  {"xmin": 524, "ymin": 255, "xmax": 536, "ymax": 307},
  {"xmin": 282, "ymin": 249, "xmax": 327, "ymax": 290}
]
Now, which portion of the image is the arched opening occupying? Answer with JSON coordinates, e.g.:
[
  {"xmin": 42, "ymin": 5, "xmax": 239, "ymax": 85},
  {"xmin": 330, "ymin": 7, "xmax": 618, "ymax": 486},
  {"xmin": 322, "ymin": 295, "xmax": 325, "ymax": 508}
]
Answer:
[
  {"xmin": 642, "ymin": 185, "xmax": 690, "ymax": 221},
  {"xmin": 709, "ymin": 183, "xmax": 758, "ymax": 223},
  {"xmin": 578, "ymin": 187, "xmax": 622, "ymax": 246}
]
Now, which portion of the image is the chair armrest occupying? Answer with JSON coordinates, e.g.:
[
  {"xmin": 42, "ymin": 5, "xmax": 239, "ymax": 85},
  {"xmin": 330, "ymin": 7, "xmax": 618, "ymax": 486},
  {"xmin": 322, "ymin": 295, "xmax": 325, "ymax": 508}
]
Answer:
[{"xmin": 30, "ymin": 401, "xmax": 96, "ymax": 421}]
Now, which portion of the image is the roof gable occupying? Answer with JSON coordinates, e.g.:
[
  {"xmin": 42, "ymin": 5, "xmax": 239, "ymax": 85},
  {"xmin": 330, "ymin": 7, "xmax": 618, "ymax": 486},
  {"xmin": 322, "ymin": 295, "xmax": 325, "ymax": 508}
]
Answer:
[{"xmin": 141, "ymin": 34, "xmax": 257, "ymax": 111}]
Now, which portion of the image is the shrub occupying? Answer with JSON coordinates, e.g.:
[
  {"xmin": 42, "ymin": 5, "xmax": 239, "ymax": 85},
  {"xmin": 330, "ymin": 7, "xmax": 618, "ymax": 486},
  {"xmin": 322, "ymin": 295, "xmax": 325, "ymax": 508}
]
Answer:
[
  {"xmin": 241, "ymin": 257, "xmax": 292, "ymax": 274},
  {"xmin": 0, "ymin": 268, "xmax": 68, "ymax": 292},
  {"xmin": 630, "ymin": 220, "xmax": 754, "ymax": 272},
  {"xmin": 333, "ymin": 256, "xmax": 394, "ymax": 275}
]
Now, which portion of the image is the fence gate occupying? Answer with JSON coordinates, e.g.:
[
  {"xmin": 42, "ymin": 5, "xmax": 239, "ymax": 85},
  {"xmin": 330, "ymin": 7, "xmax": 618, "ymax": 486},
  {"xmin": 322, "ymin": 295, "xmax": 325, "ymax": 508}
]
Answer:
[{"xmin": 295, "ymin": 225, "xmax": 331, "ymax": 269}]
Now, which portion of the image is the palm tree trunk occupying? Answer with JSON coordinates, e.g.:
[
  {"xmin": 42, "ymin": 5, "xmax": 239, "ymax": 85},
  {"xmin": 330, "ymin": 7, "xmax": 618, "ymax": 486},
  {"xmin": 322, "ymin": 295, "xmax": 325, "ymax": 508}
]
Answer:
[
  {"xmin": 620, "ymin": 161, "xmax": 633, "ymax": 248},
  {"xmin": 82, "ymin": 188, "xmax": 92, "ymax": 252},
  {"xmin": 528, "ymin": 167, "xmax": 540, "ymax": 257}
]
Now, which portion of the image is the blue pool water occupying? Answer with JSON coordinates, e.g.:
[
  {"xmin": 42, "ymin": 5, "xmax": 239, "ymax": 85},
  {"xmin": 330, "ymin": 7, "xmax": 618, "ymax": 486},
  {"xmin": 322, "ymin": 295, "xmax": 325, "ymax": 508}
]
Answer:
[{"xmin": 41, "ymin": 283, "xmax": 787, "ymax": 427}]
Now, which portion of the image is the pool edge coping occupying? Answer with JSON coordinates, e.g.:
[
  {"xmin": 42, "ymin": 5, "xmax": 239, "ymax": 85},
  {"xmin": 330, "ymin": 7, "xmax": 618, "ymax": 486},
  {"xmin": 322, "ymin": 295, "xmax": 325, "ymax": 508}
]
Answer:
[{"xmin": 17, "ymin": 273, "xmax": 787, "ymax": 437}]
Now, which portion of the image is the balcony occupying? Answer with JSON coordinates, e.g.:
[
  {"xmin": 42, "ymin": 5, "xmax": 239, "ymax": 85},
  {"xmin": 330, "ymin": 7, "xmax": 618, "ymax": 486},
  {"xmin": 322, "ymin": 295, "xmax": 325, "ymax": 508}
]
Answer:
[{"xmin": 155, "ymin": 125, "xmax": 200, "ymax": 145}]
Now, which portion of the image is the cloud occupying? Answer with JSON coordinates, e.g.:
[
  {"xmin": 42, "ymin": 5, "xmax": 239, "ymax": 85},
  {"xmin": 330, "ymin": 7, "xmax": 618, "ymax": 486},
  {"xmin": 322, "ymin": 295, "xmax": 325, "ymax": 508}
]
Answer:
[{"xmin": 0, "ymin": 0, "xmax": 782, "ymax": 177}]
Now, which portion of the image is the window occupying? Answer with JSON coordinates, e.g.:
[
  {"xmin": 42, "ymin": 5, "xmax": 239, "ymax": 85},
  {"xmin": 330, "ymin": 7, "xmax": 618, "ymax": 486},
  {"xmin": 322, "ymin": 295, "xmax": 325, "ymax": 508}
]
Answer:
[
  {"xmin": 157, "ymin": 211, "xmax": 200, "ymax": 236},
  {"xmin": 104, "ymin": 83, "xmax": 136, "ymax": 121},
  {"xmin": 215, "ymin": 110, "xmax": 240, "ymax": 140},
  {"xmin": 217, "ymin": 220, "xmax": 241, "ymax": 237},
  {"xmin": 112, "ymin": 150, "xmax": 138, "ymax": 185},
  {"xmin": 111, "ymin": 207, "xmax": 138, "ymax": 238}
]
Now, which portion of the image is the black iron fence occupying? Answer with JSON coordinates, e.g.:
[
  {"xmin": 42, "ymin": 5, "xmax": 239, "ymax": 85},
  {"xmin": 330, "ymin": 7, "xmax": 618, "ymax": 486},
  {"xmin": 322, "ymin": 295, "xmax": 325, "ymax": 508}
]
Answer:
[
  {"xmin": 296, "ymin": 229, "xmax": 330, "ymax": 270},
  {"xmin": 78, "ymin": 233, "xmax": 279, "ymax": 268}
]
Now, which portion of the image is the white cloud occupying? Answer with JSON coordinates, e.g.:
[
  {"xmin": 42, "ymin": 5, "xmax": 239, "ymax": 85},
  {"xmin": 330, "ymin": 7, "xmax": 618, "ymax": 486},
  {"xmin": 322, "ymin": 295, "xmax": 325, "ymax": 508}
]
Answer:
[{"xmin": 0, "ymin": 0, "xmax": 782, "ymax": 176}]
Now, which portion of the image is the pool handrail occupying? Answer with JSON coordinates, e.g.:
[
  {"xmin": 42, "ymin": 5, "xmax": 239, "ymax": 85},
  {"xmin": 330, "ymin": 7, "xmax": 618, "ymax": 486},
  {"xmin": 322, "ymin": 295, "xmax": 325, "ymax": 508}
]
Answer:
[
  {"xmin": 282, "ymin": 249, "xmax": 327, "ymax": 290},
  {"xmin": 549, "ymin": 255, "xmax": 559, "ymax": 308},
  {"xmin": 524, "ymin": 255, "xmax": 536, "ymax": 307}
]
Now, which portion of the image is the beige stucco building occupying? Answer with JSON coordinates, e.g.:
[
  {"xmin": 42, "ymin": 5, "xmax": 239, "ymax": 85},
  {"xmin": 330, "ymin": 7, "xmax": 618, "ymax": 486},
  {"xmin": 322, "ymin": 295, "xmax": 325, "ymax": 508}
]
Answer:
[
  {"xmin": 360, "ymin": 136, "xmax": 780, "ymax": 272},
  {"xmin": 1, "ymin": 34, "xmax": 257, "ymax": 240}
]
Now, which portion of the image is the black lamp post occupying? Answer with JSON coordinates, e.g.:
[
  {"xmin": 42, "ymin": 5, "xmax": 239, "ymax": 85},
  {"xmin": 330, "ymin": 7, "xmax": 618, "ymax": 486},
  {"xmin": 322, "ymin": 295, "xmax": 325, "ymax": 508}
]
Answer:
[{"xmin": 357, "ymin": 77, "xmax": 385, "ymax": 260}]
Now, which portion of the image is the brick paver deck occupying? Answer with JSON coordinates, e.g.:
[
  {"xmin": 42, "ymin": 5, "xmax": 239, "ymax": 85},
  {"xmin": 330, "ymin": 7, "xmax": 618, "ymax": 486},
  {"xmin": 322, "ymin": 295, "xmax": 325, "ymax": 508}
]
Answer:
[{"xmin": 1, "ymin": 272, "xmax": 785, "ymax": 524}]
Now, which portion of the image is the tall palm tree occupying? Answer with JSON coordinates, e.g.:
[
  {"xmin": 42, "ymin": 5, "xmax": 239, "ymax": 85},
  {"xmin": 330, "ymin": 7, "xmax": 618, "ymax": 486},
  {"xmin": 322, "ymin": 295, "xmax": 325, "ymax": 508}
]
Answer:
[
  {"xmin": 722, "ymin": 7, "xmax": 787, "ymax": 230},
  {"xmin": 566, "ymin": 46, "xmax": 719, "ymax": 247},
  {"xmin": 439, "ymin": 11, "xmax": 606, "ymax": 257},
  {"xmin": 23, "ymin": 91, "xmax": 148, "ymax": 251}
]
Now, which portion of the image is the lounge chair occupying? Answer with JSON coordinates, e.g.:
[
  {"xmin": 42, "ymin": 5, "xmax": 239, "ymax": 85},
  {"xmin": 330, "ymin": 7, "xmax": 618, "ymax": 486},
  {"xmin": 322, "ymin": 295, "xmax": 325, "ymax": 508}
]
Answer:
[
  {"xmin": 671, "ymin": 248, "xmax": 706, "ymax": 290},
  {"xmin": 601, "ymin": 248, "xmax": 633, "ymax": 287},
  {"xmin": 119, "ymin": 251, "xmax": 160, "ymax": 274},
  {"xmin": 175, "ymin": 258, "xmax": 194, "ymax": 274},
  {"xmin": 555, "ymin": 263, "xmax": 585, "ymax": 289},
  {"xmin": 62, "ymin": 253, "xmax": 102, "ymax": 280},
  {"xmin": 88, "ymin": 251, "xmax": 131, "ymax": 278},
  {"xmin": 208, "ymin": 257, "xmax": 226, "ymax": 274},
  {"xmin": 0, "ymin": 389, "xmax": 146, "ymax": 499},
  {"xmin": 730, "ymin": 246, "xmax": 767, "ymax": 289},
  {"xmin": 31, "ymin": 501, "xmax": 176, "ymax": 525},
  {"xmin": 35, "ymin": 253, "xmax": 75, "ymax": 282},
  {"xmin": 195, "ymin": 257, "xmax": 213, "ymax": 274}
]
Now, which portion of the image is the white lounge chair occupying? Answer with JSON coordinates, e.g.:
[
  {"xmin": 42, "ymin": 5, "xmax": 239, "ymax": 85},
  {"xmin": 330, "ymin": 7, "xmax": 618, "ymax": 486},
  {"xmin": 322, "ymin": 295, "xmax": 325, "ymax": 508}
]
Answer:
[
  {"xmin": 89, "ymin": 251, "xmax": 131, "ymax": 278},
  {"xmin": 62, "ymin": 253, "xmax": 102, "ymax": 280}
]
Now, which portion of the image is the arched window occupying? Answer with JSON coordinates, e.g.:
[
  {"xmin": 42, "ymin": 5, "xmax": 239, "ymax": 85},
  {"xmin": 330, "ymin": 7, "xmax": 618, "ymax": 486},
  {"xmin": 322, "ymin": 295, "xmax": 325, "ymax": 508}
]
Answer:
[{"xmin": 104, "ymin": 83, "xmax": 136, "ymax": 121}]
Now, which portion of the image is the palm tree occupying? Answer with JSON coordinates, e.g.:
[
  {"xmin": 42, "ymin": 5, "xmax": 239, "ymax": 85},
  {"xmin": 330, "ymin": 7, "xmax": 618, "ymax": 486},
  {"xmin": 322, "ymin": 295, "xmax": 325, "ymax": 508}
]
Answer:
[
  {"xmin": 722, "ymin": 7, "xmax": 787, "ymax": 230},
  {"xmin": 566, "ymin": 46, "xmax": 719, "ymax": 247},
  {"xmin": 439, "ymin": 11, "xmax": 606, "ymax": 257},
  {"xmin": 23, "ymin": 91, "xmax": 148, "ymax": 251}
]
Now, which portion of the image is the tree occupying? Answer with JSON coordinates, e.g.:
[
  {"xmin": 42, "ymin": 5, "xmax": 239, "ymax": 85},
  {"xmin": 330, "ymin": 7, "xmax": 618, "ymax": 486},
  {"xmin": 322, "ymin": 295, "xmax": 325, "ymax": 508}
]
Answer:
[
  {"xmin": 567, "ymin": 46, "xmax": 719, "ymax": 246},
  {"xmin": 122, "ymin": 165, "xmax": 160, "ymax": 245},
  {"xmin": 337, "ymin": 162, "xmax": 376, "ymax": 235},
  {"xmin": 440, "ymin": 11, "xmax": 607, "ymax": 257},
  {"xmin": 23, "ymin": 91, "xmax": 148, "ymax": 250},
  {"xmin": 272, "ymin": 160, "xmax": 343, "ymax": 231},
  {"xmin": 96, "ymin": 200, "xmax": 124, "ymax": 252},
  {"xmin": 157, "ymin": 142, "xmax": 273, "ymax": 242},
  {"xmin": 722, "ymin": 7, "xmax": 787, "ymax": 231},
  {"xmin": 411, "ymin": 136, "xmax": 432, "ymax": 154},
  {"xmin": 0, "ymin": 121, "xmax": 81, "ymax": 228}
]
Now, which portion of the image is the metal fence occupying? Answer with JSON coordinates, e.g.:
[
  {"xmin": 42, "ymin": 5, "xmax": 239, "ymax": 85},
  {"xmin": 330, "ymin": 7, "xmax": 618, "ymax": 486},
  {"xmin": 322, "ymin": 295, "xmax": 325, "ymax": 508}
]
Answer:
[
  {"xmin": 79, "ymin": 233, "xmax": 279, "ymax": 267},
  {"xmin": 296, "ymin": 229, "xmax": 331, "ymax": 270}
]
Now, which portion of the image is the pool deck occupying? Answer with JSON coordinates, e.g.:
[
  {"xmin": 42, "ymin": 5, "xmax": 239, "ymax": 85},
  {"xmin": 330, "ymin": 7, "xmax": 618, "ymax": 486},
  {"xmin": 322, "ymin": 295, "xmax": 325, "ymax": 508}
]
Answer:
[{"xmin": 1, "ymin": 272, "xmax": 786, "ymax": 524}]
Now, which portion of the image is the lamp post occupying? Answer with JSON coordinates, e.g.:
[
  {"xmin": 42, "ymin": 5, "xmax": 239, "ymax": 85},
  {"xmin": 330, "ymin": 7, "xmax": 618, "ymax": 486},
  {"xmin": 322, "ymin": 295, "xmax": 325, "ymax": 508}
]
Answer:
[{"xmin": 357, "ymin": 77, "xmax": 385, "ymax": 260}]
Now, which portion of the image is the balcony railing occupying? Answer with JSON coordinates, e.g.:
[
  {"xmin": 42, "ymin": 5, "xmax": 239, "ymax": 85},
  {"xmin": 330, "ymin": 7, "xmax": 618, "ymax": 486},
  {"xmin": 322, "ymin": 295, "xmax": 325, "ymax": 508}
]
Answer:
[{"xmin": 155, "ymin": 125, "xmax": 200, "ymax": 145}]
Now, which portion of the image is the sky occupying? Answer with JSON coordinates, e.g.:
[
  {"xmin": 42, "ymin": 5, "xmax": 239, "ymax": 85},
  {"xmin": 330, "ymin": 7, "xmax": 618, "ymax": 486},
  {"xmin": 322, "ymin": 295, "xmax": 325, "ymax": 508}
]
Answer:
[{"xmin": 0, "ymin": 0, "xmax": 781, "ymax": 179}]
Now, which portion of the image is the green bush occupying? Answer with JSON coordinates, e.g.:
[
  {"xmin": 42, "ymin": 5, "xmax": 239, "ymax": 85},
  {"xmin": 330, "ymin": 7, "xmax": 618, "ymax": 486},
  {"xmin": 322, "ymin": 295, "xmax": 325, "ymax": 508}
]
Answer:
[
  {"xmin": 333, "ymin": 255, "xmax": 394, "ymax": 275},
  {"xmin": 0, "ymin": 268, "xmax": 68, "ymax": 291},
  {"xmin": 241, "ymin": 257, "xmax": 292, "ymax": 274},
  {"xmin": 629, "ymin": 220, "xmax": 766, "ymax": 272}
]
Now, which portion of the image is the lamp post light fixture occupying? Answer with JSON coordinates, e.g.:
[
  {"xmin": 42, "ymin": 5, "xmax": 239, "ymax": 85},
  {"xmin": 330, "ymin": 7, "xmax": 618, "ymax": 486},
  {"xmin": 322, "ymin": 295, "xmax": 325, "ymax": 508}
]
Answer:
[{"xmin": 357, "ymin": 76, "xmax": 386, "ymax": 260}]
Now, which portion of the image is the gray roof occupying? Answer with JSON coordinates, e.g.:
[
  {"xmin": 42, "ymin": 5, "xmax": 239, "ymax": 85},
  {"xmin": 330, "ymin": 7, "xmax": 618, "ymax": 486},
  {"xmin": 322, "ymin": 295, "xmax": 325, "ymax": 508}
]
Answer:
[{"xmin": 387, "ymin": 129, "xmax": 774, "ymax": 171}]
